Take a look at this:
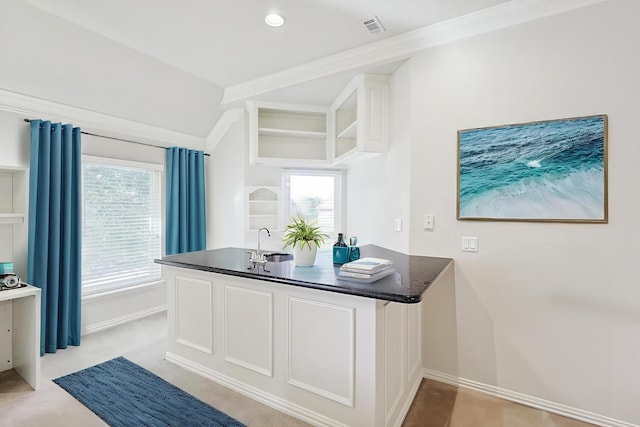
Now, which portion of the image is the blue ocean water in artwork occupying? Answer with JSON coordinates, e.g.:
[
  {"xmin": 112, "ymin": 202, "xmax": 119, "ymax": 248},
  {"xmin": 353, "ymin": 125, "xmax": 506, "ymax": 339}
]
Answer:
[{"xmin": 458, "ymin": 116, "xmax": 605, "ymax": 219}]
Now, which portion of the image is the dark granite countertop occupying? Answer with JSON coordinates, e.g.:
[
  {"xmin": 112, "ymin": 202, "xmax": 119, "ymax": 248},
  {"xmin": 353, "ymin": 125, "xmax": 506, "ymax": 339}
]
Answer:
[{"xmin": 155, "ymin": 245, "xmax": 452, "ymax": 304}]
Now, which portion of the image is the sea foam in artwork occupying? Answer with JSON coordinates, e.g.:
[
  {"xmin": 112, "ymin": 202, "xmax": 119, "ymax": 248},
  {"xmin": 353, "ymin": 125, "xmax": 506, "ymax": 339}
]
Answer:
[{"xmin": 458, "ymin": 116, "xmax": 606, "ymax": 220}]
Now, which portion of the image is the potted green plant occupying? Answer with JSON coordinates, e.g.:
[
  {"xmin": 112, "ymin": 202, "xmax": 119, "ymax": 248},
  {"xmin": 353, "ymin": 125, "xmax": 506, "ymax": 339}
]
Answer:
[{"xmin": 283, "ymin": 216, "xmax": 328, "ymax": 267}]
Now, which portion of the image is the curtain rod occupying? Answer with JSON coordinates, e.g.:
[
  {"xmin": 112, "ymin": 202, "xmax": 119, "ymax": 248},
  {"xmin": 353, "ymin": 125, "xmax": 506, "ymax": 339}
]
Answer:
[{"xmin": 23, "ymin": 118, "xmax": 210, "ymax": 156}]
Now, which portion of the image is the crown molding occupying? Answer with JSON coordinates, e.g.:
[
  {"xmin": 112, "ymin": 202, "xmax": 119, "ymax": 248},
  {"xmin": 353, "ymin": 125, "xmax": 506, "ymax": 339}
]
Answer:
[
  {"xmin": 0, "ymin": 88, "xmax": 206, "ymax": 149},
  {"xmin": 221, "ymin": 0, "xmax": 610, "ymax": 106},
  {"xmin": 206, "ymin": 108, "xmax": 244, "ymax": 151}
]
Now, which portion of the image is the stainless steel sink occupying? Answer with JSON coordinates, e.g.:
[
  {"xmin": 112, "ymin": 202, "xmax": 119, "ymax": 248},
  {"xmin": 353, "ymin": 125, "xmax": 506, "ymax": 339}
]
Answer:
[{"xmin": 264, "ymin": 252, "xmax": 293, "ymax": 262}]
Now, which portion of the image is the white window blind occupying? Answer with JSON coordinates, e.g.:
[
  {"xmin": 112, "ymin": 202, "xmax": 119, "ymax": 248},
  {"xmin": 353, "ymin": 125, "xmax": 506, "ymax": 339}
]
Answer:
[{"xmin": 82, "ymin": 157, "xmax": 162, "ymax": 295}]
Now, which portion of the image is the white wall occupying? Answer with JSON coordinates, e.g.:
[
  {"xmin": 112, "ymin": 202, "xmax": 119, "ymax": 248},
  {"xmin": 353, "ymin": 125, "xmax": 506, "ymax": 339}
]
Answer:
[
  {"xmin": 0, "ymin": 111, "xmax": 31, "ymax": 167},
  {"xmin": 204, "ymin": 111, "xmax": 285, "ymax": 252},
  {"xmin": 345, "ymin": 64, "xmax": 412, "ymax": 253},
  {"xmin": 206, "ymin": 115, "xmax": 246, "ymax": 249},
  {"xmin": 0, "ymin": 109, "xmax": 167, "ymax": 335},
  {"xmin": 385, "ymin": 0, "xmax": 638, "ymax": 425}
]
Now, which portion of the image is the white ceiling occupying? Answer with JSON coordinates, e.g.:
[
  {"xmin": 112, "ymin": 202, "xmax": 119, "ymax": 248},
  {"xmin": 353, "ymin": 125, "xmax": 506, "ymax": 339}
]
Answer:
[
  {"xmin": 3, "ymin": 1, "xmax": 603, "ymax": 140},
  {"xmin": 19, "ymin": 0, "xmax": 508, "ymax": 89}
]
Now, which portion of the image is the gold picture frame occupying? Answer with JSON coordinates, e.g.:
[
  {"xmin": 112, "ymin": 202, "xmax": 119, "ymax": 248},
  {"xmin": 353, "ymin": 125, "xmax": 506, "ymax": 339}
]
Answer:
[{"xmin": 457, "ymin": 114, "xmax": 608, "ymax": 223}]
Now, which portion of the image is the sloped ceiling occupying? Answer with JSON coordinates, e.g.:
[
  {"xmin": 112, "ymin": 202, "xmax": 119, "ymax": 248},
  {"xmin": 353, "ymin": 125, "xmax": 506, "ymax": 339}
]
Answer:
[
  {"xmin": 9, "ymin": 0, "xmax": 604, "ymax": 140},
  {"xmin": 18, "ymin": 0, "xmax": 508, "ymax": 87},
  {"xmin": 1, "ymin": 1, "xmax": 223, "ymax": 138}
]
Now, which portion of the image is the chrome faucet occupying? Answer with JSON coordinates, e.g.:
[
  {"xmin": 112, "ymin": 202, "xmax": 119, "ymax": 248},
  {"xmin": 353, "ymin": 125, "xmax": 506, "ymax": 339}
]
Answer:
[{"xmin": 249, "ymin": 227, "xmax": 270, "ymax": 264}]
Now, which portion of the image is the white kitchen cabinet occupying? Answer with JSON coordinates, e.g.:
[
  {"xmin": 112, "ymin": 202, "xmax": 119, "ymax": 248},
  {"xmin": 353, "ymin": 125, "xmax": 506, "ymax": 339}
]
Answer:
[
  {"xmin": 246, "ymin": 186, "xmax": 280, "ymax": 231},
  {"xmin": 330, "ymin": 73, "xmax": 389, "ymax": 166},
  {"xmin": 247, "ymin": 101, "xmax": 330, "ymax": 167},
  {"xmin": 162, "ymin": 266, "xmax": 422, "ymax": 427},
  {"xmin": 246, "ymin": 73, "xmax": 389, "ymax": 168}
]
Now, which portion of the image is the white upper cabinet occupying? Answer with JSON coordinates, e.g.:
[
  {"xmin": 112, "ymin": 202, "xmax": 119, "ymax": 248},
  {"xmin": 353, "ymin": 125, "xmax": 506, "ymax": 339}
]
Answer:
[
  {"xmin": 330, "ymin": 73, "xmax": 389, "ymax": 166},
  {"xmin": 248, "ymin": 101, "xmax": 330, "ymax": 167},
  {"xmin": 247, "ymin": 73, "xmax": 389, "ymax": 168}
]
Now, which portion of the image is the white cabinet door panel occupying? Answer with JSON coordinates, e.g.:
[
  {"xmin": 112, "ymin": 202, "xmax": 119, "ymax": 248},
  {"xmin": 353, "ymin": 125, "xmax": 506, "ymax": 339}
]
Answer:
[
  {"xmin": 287, "ymin": 297, "xmax": 355, "ymax": 407},
  {"xmin": 224, "ymin": 285, "xmax": 273, "ymax": 376},
  {"xmin": 175, "ymin": 276, "xmax": 213, "ymax": 354}
]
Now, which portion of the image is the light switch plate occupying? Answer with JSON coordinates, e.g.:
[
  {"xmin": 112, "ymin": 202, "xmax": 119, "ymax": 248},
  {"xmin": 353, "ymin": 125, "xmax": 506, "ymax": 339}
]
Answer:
[
  {"xmin": 394, "ymin": 218, "xmax": 402, "ymax": 232},
  {"xmin": 462, "ymin": 237, "xmax": 478, "ymax": 252}
]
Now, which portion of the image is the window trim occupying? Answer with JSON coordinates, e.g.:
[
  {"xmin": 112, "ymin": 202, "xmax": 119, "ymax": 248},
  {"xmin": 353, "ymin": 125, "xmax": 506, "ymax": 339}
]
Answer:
[
  {"xmin": 281, "ymin": 169, "xmax": 344, "ymax": 243},
  {"xmin": 82, "ymin": 155, "xmax": 164, "ymax": 172},
  {"xmin": 81, "ymin": 155, "xmax": 164, "ymax": 296}
]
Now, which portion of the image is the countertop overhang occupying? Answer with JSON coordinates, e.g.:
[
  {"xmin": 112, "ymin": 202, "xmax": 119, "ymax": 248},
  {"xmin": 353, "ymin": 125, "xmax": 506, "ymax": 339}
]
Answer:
[{"xmin": 155, "ymin": 245, "xmax": 452, "ymax": 304}]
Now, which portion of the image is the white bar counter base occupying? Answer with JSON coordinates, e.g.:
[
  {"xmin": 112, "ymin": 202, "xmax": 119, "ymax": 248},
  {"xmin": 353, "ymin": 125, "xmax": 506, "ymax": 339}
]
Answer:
[
  {"xmin": 161, "ymin": 257, "xmax": 453, "ymax": 427},
  {"xmin": 0, "ymin": 284, "xmax": 41, "ymax": 390}
]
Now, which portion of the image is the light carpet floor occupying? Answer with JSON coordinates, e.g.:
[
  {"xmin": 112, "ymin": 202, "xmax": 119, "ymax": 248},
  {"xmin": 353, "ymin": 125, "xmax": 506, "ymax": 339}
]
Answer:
[
  {"xmin": 0, "ymin": 312, "xmax": 597, "ymax": 427},
  {"xmin": 0, "ymin": 312, "xmax": 307, "ymax": 427}
]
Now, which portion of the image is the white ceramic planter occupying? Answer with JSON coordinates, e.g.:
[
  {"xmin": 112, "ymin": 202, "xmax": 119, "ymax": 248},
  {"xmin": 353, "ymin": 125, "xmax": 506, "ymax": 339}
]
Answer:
[{"xmin": 293, "ymin": 244, "xmax": 318, "ymax": 267}]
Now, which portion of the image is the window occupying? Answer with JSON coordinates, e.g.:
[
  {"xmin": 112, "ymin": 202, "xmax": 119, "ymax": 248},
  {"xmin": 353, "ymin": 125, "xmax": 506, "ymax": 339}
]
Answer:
[
  {"xmin": 82, "ymin": 156, "xmax": 162, "ymax": 295},
  {"xmin": 281, "ymin": 170, "xmax": 343, "ymax": 243}
]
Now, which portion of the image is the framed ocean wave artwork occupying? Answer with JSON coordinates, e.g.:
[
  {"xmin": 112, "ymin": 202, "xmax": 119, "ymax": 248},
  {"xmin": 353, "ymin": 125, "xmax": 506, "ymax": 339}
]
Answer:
[{"xmin": 457, "ymin": 115, "xmax": 608, "ymax": 223}]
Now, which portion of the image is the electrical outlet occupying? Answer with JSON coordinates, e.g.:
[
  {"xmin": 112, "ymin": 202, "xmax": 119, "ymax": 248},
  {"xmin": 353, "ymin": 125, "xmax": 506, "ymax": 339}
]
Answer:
[{"xmin": 424, "ymin": 214, "xmax": 434, "ymax": 230}]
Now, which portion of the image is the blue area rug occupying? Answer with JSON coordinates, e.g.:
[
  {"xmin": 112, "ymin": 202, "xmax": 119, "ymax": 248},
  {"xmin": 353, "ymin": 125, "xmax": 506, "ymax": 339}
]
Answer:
[{"xmin": 53, "ymin": 356, "xmax": 246, "ymax": 427}]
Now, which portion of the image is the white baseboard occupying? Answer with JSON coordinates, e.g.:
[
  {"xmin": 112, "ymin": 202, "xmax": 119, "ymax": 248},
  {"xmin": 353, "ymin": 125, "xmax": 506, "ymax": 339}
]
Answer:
[
  {"xmin": 422, "ymin": 369, "xmax": 638, "ymax": 427},
  {"xmin": 391, "ymin": 373, "xmax": 424, "ymax": 427},
  {"xmin": 165, "ymin": 352, "xmax": 346, "ymax": 427},
  {"xmin": 81, "ymin": 305, "xmax": 167, "ymax": 336}
]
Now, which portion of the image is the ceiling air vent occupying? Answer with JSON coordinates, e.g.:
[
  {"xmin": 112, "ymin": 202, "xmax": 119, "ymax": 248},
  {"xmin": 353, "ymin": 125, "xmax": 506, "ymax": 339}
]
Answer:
[{"xmin": 360, "ymin": 15, "xmax": 386, "ymax": 35}]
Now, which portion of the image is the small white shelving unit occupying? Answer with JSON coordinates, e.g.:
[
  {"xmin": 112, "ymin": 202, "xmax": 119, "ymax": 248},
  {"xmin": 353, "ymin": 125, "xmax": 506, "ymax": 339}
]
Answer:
[
  {"xmin": 0, "ymin": 166, "xmax": 27, "ymax": 225},
  {"xmin": 0, "ymin": 170, "xmax": 47, "ymax": 393},
  {"xmin": 0, "ymin": 284, "xmax": 41, "ymax": 390},
  {"xmin": 248, "ymin": 102, "xmax": 330, "ymax": 167},
  {"xmin": 0, "ymin": 165, "xmax": 28, "ymax": 282},
  {"xmin": 246, "ymin": 186, "xmax": 280, "ymax": 232}
]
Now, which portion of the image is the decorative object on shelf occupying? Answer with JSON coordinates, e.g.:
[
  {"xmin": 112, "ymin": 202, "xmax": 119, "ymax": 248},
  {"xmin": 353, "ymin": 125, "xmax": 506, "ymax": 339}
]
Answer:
[
  {"xmin": 282, "ymin": 216, "xmax": 328, "ymax": 267},
  {"xmin": 332, "ymin": 233, "xmax": 349, "ymax": 265},
  {"xmin": 0, "ymin": 261, "xmax": 14, "ymax": 274},
  {"xmin": 347, "ymin": 236, "xmax": 360, "ymax": 262},
  {"xmin": 0, "ymin": 273, "xmax": 25, "ymax": 291},
  {"xmin": 348, "ymin": 246, "xmax": 360, "ymax": 262},
  {"xmin": 1, "ymin": 276, "xmax": 22, "ymax": 289},
  {"xmin": 457, "ymin": 114, "xmax": 608, "ymax": 223}
]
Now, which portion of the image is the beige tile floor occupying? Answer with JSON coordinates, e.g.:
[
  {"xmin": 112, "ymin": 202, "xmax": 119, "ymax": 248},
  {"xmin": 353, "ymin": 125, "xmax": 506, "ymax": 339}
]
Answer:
[{"xmin": 0, "ymin": 312, "xmax": 597, "ymax": 427}]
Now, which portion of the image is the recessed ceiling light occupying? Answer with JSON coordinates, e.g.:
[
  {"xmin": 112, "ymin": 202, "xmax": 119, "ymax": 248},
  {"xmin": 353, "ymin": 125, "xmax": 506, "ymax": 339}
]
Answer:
[{"xmin": 265, "ymin": 13, "xmax": 285, "ymax": 27}]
